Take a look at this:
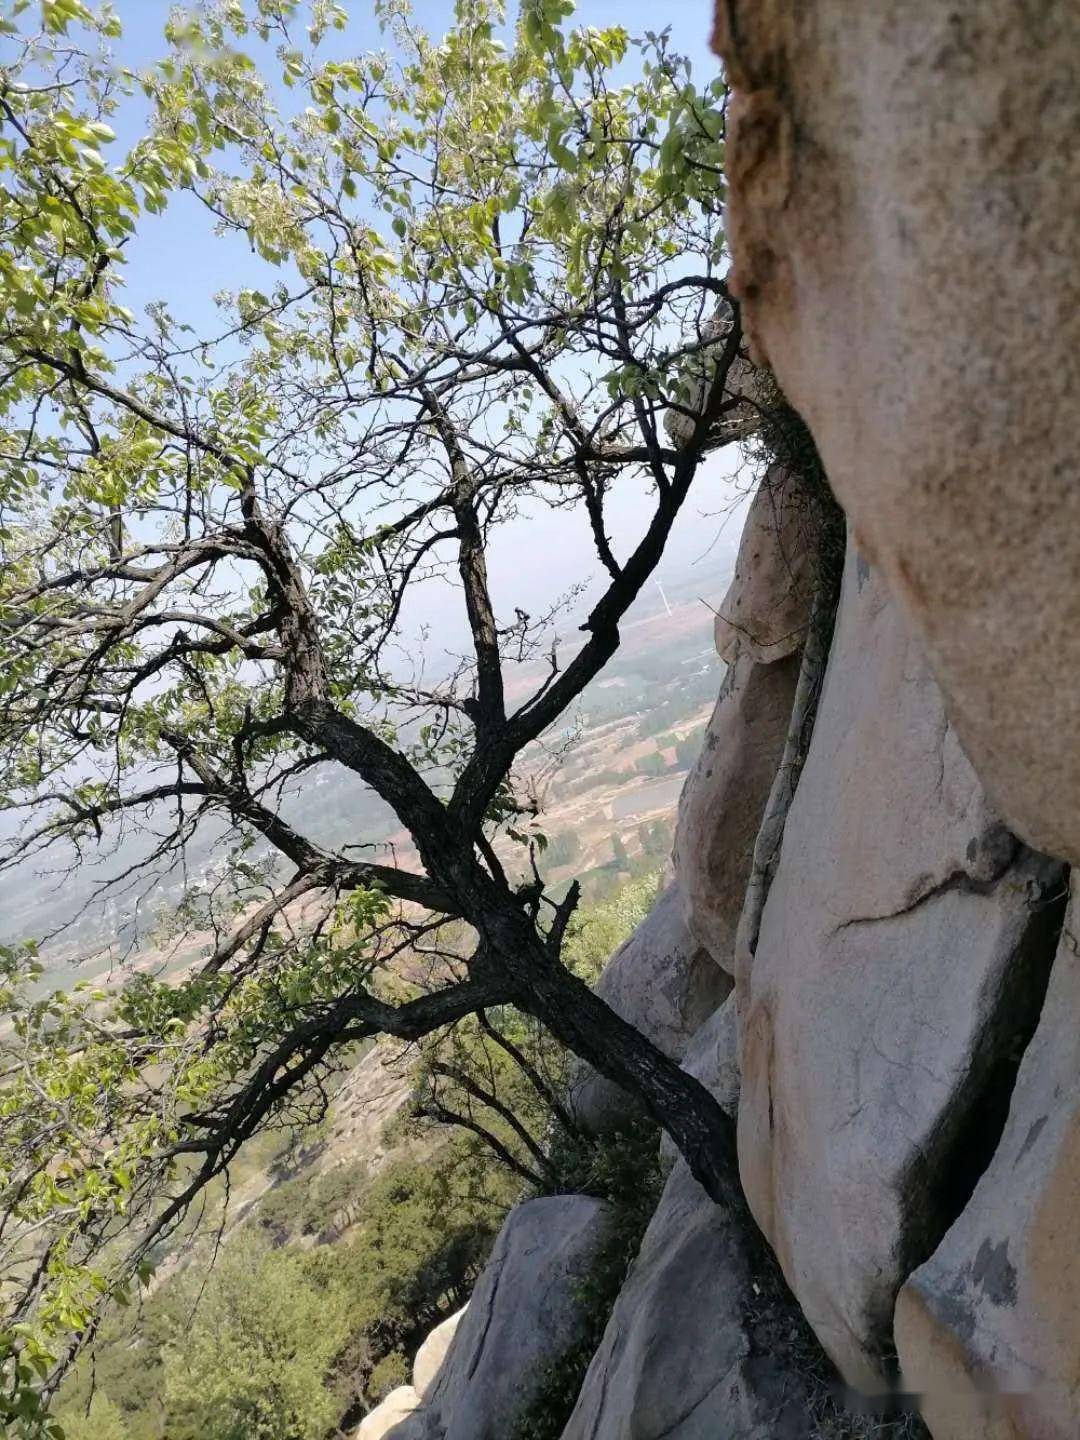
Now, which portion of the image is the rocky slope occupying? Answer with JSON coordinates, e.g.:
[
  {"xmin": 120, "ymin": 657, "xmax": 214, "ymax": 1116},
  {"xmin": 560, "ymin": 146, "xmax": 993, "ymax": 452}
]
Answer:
[
  {"xmin": 373, "ymin": 479, "xmax": 1075, "ymax": 1439},
  {"xmin": 361, "ymin": 5, "xmax": 1079, "ymax": 1434}
]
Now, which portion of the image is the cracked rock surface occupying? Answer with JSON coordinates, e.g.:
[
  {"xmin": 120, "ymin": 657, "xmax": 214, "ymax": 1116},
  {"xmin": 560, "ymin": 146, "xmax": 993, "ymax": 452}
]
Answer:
[
  {"xmin": 714, "ymin": 0, "xmax": 1080, "ymax": 867},
  {"xmin": 895, "ymin": 890, "xmax": 1080, "ymax": 1440},
  {"xmin": 737, "ymin": 540, "xmax": 1065, "ymax": 1389},
  {"xmin": 674, "ymin": 466, "xmax": 815, "ymax": 975}
]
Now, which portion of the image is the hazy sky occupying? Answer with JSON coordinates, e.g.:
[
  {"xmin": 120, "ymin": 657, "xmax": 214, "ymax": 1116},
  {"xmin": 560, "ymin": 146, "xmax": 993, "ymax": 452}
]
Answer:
[
  {"xmin": 1, "ymin": 1, "xmax": 746, "ymax": 941},
  {"xmin": 101, "ymin": 1, "xmax": 748, "ymax": 635}
]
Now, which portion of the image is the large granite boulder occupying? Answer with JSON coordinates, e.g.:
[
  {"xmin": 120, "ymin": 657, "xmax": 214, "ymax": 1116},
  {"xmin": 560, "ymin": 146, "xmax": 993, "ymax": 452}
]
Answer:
[
  {"xmin": 561, "ymin": 1160, "xmax": 817, "ymax": 1438},
  {"xmin": 421, "ymin": 1196, "xmax": 613, "ymax": 1440},
  {"xmin": 714, "ymin": 0, "xmax": 1080, "ymax": 867},
  {"xmin": 737, "ymin": 542, "xmax": 1066, "ymax": 1389},
  {"xmin": 412, "ymin": 1306, "xmax": 467, "ymax": 1402},
  {"xmin": 895, "ymin": 891, "xmax": 1080, "ymax": 1440},
  {"xmin": 674, "ymin": 466, "xmax": 814, "ymax": 973},
  {"xmin": 571, "ymin": 883, "xmax": 731, "ymax": 1132},
  {"xmin": 355, "ymin": 1386, "xmax": 423, "ymax": 1440}
]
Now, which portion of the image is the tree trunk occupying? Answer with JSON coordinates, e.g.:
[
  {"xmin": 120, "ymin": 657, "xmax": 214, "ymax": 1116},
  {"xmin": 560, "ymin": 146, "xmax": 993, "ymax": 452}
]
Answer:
[{"xmin": 506, "ymin": 931, "xmax": 748, "ymax": 1215}]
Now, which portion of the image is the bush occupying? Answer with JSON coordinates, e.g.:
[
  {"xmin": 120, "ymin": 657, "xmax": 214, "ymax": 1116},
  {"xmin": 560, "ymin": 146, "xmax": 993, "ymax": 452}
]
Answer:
[
  {"xmin": 60, "ymin": 1393, "xmax": 132, "ymax": 1440},
  {"xmin": 56, "ymin": 1142, "xmax": 513, "ymax": 1440},
  {"xmin": 562, "ymin": 872, "xmax": 661, "ymax": 983},
  {"xmin": 253, "ymin": 1158, "xmax": 370, "ymax": 1244},
  {"xmin": 312, "ymin": 1148, "xmax": 509, "ymax": 1365},
  {"xmin": 634, "ymin": 751, "xmax": 666, "ymax": 778},
  {"xmin": 160, "ymin": 1233, "xmax": 353, "ymax": 1440},
  {"xmin": 55, "ymin": 876, "xmax": 670, "ymax": 1440},
  {"xmin": 366, "ymin": 1351, "xmax": 409, "ymax": 1403},
  {"xmin": 543, "ymin": 830, "xmax": 581, "ymax": 868}
]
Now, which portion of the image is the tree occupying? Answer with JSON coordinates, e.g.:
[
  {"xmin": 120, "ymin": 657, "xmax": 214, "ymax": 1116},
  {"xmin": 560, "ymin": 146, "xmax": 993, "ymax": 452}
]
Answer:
[
  {"xmin": 406, "ymin": 1003, "xmax": 587, "ymax": 1190},
  {"xmin": 0, "ymin": 0, "xmax": 747, "ymax": 1423},
  {"xmin": 159, "ymin": 1232, "xmax": 352, "ymax": 1440},
  {"xmin": 542, "ymin": 829, "xmax": 580, "ymax": 869},
  {"xmin": 675, "ymin": 726, "xmax": 705, "ymax": 768},
  {"xmin": 634, "ymin": 750, "xmax": 666, "ymax": 778},
  {"xmin": 639, "ymin": 819, "xmax": 670, "ymax": 858},
  {"xmin": 58, "ymin": 1393, "xmax": 131, "ymax": 1440}
]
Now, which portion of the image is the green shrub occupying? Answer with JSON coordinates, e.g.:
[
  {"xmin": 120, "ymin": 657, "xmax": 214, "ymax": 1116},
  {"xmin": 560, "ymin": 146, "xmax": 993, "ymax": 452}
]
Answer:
[
  {"xmin": 253, "ymin": 1158, "xmax": 371, "ymax": 1243},
  {"xmin": 159, "ymin": 1233, "xmax": 353, "ymax": 1440},
  {"xmin": 58, "ymin": 1393, "xmax": 132, "ymax": 1440},
  {"xmin": 561, "ymin": 873, "xmax": 660, "ymax": 983},
  {"xmin": 366, "ymin": 1351, "xmax": 408, "ymax": 1403}
]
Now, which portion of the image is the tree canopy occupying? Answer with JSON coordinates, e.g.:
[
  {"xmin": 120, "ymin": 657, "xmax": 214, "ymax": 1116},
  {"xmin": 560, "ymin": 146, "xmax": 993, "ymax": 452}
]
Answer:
[{"xmin": 0, "ymin": 0, "xmax": 745, "ymax": 1429}]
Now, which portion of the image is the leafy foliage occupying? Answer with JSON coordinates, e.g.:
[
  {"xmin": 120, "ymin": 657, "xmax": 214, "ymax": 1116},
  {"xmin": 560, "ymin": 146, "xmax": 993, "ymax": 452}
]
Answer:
[
  {"xmin": 160, "ymin": 1233, "xmax": 353, "ymax": 1440},
  {"xmin": 51, "ymin": 867, "xmax": 659, "ymax": 1440},
  {"xmin": 54, "ymin": 1133, "xmax": 516, "ymax": 1440},
  {"xmin": 0, "ymin": 0, "xmax": 741, "ymax": 1426}
]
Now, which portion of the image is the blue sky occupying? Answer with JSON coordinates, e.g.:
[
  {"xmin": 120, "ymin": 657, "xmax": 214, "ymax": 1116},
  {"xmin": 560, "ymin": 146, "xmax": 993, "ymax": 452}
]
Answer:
[
  {"xmin": 109, "ymin": 0, "xmax": 721, "ymax": 325},
  {"xmin": 110, "ymin": 0, "xmax": 717, "ymax": 64},
  {"xmin": 97, "ymin": 2, "xmax": 744, "ymax": 629}
]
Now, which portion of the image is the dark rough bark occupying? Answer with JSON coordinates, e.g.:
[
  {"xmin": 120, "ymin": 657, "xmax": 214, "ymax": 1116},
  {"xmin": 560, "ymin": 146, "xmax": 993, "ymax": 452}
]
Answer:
[{"xmin": 514, "ymin": 949, "xmax": 748, "ymax": 1214}]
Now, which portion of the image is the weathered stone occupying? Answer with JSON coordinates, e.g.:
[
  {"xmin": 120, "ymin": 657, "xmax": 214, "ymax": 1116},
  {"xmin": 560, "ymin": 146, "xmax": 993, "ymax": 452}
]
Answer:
[
  {"xmin": 660, "ymin": 992, "xmax": 741, "ymax": 1172},
  {"xmin": 571, "ymin": 883, "xmax": 731, "ymax": 1132},
  {"xmin": 560, "ymin": 1160, "xmax": 817, "ymax": 1440},
  {"xmin": 713, "ymin": 464, "xmax": 816, "ymax": 668},
  {"xmin": 412, "ymin": 1306, "xmax": 467, "ymax": 1402},
  {"xmin": 323, "ymin": 1041, "xmax": 412, "ymax": 1175},
  {"xmin": 236, "ymin": 1041, "xmax": 411, "ymax": 1242},
  {"xmin": 674, "ymin": 652, "xmax": 802, "ymax": 973},
  {"xmin": 672, "ymin": 469, "xmax": 812, "ymax": 973},
  {"xmin": 423, "ymin": 1196, "xmax": 613, "ymax": 1440},
  {"xmin": 714, "ymin": 0, "xmax": 1080, "ymax": 866},
  {"xmin": 895, "ymin": 893, "xmax": 1080, "ymax": 1440},
  {"xmin": 355, "ymin": 1386, "xmax": 422, "ymax": 1440},
  {"xmin": 737, "ymin": 542, "xmax": 1066, "ymax": 1389}
]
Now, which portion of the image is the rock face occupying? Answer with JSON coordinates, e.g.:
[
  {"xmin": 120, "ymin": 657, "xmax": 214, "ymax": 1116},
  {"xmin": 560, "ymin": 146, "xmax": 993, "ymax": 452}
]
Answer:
[
  {"xmin": 713, "ymin": 0, "xmax": 1080, "ymax": 867},
  {"xmin": 322, "ymin": 1041, "xmax": 412, "ymax": 1176},
  {"xmin": 712, "ymin": 463, "xmax": 815, "ymax": 669},
  {"xmin": 676, "ymin": 989, "xmax": 741, "ymax": 1115},
  {"xmin": 412, "ymin": 1306, "xmax": 467, "ymax": 1402},
  {"xmin": 421, "ymin": 1196, "xmax": 613, "ymax": 1440},
  {"xmin": 571, "ymin": 882, "xmax": 731, "ymax": 1132},
  {"xmin": 660, "ymin": 993, "xmax": 741, "ymax": 1173},
  {"xmin": 564, "ymin": 1143, "xmax": 816, "ymax": 1436},
  {"xmin": 674, "ymin": 466, "xmax": 813, "ymax": 972},
  {"xmin": 737, "ymin": 542, "xmax": 1066, "ymax": 1389},
  {"xmin": 674, "ymin": 651, "xmax": 799, "ymax": 973},
  {"xmin": 356, "ymin": 1386, "xmax": 422, "ymax": 1440},
  {"xmin": 895, "ymin": 892, "xmax": 1080, "ymax": 1439}
]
